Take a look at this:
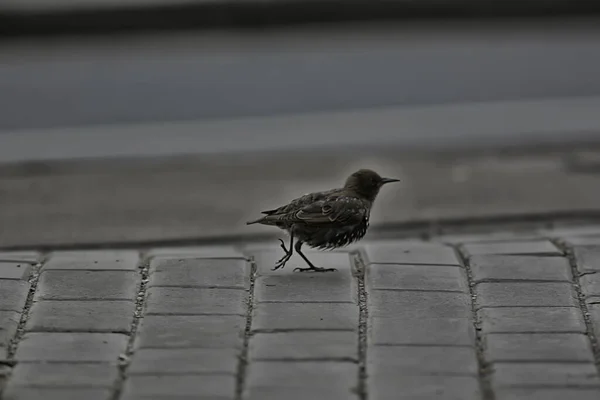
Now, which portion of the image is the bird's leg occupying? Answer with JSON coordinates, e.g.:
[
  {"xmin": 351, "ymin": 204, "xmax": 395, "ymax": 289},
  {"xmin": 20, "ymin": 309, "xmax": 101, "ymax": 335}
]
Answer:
[
  {"xmin": 293, "ymin": 241, "xmax": 337, "ymax": 273},
  {"xmin": 273, "ymin": 234, "xmax": 294, "ymax": 270}
]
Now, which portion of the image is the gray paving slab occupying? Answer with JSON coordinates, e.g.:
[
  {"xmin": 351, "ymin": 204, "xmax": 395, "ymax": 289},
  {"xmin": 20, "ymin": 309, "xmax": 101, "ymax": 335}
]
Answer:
[
  {"xmin": 369, "ymin": 290, "xmax": 472, "ymax": 319},
  {"xmin": 25, "ymin": 300, "xmax": 135, "ymax": 333},
  {"xmin": 121, "ymin": 375, "xmax": 236, "ymax": 399},
  {"xmin": 0, "ymin": 252, "xmax": 41, "ymax": 264},
  {"xmin": 0, "ymin": 280, "xmax": 30, "ymax": 312},
  {"xmin": 0, "ymin": 311, "xmax": 20, "ymax": 347},
  {"xmin": 479, "ymin": 307, "xmax": 587, "ymax": 333},
  {"xmin": 249, "ymin": 331, "xmax": 357, "ymax": 360},
  {"xmin": 368, "ymin": 345, "xmax": 478, "ymax": 376},
  {"xmin": 148, "ymin": 258, "xmax": 249, "ymax": 289},
  {"xmin": 127, "ymin": 348, "xmax": 239, "ymax": 375},
  {"xmin": 485, "ymin": 333, "xmax": 594, "ymax": 362},
  {"xmin": 1, "ymin": 387, "xmax": 113, "ymax": 400},
  {"xmin": 572, "ymin": 246, "xmax": 600, "ymax": 272},
  {"xmin": 469, "ymin": 255, "xmax": 572, "ymax": 282},
  {"xmin": 368, "ymin": 375, "xmax": 481, "ymax": 400},
  {"xmin": 495, "ymin": 387, "xmax": 600, "ymax": 400},
  {"xmin": 253, "ymin": 250, "xmax": 355, "ymax": 303},
  {"xmin": 245, "ymin": 361, "xmax": 357, "ymax": 391},
  {"xmin": 474, "ymin": 282, "xmax": 579, "ymax": 308},
  {"xmin": 367, "ymin": 264, "xmax": 468, "ymax": 292},
  {"xmin": 15, "ymin": 332, "xmax": 129, "ymax": 362},
  {"xmin": 144, "ymin": 287, "xmax": 246, "ymax": 315},
  {"xmin": 7, "ymin": 362, "xmax": 118, "ymax": 387},
  {"xmin": 0, "ymin": 262, "xmax": 32, "ymax": 280},
  {"xmin": 34, "ymin": 270, "xmax": 139, "ymax": 301},
  {"xmin": 462, "ymin": 240, "xmax": 561, "ymax": 256},
  {"xmin": 134, "ymin": 315, "xmax": 245, "ymax": 349},
  {"xmin": 491, "ymin": 362, "xmax": 600, "ymax": 387},
  {"xmin": 363, "ymin": 242, "xmax": 460, "ymax": 266},
  {"xmin": 252, "ymin": 302, "xmax": 358, "ymax": 331},
  {"xmin": 45, "ymin": 250, "xmax": 140, "ymax": 270},
  {"xmin": 370, "ymin": 317, "xmax": 476, "ymax": 346}
]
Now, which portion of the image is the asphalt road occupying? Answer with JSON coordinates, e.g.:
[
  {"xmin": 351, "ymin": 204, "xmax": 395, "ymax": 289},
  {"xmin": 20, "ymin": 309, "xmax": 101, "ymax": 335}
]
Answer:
[{"xmin": 2, "ymin": 19, "xmax": 600, "ymax": 161}]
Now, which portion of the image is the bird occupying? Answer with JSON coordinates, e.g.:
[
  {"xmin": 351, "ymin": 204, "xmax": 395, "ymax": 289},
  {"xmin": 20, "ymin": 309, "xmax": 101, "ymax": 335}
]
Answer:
[{"xmin": 246, "ymin": 169, "xmax": 400, "ymax": 272}]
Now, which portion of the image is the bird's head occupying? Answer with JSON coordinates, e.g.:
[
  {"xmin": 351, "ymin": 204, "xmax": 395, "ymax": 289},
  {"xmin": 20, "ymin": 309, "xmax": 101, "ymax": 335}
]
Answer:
[{"xmin": 343, "ymin": 169, "xmax": 400, "ymax": 202}]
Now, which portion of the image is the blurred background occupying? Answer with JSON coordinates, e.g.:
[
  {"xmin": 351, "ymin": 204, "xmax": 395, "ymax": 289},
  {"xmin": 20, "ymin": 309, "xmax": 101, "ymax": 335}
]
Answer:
[{"xmin": 2, "ymin": 0, "xmax": 600, "ymax": 248}]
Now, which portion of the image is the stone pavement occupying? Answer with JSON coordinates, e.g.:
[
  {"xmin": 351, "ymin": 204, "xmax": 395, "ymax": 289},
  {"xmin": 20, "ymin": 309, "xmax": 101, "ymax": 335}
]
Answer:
[{"xmin": 2, "ymin": 223, "xmax": 600, "ymax": 399}]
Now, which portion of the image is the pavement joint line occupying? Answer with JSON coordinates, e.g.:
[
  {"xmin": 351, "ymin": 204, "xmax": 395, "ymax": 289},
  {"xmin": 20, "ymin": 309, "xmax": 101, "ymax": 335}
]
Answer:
[
  {"xmin": 0, "ymin": 253, "xmax": 46, "ymax": 399},
  {"xmin": 235, "ymin": 255, "xmax": 256, "ymax": 400},
  {"xmin": 110, "ymin": 251, "xmax": 149, "ymax": 400},
  {"xmin": 454, "ymin": 245, "xmax": 495, "ymax": 400},
  {"xmin": 552, "ymin": 239, "xmax": 600, "ymax": 375},
  {"xmin": 353, "ymin": 251, "xmax": 368, "ymax": 400}
]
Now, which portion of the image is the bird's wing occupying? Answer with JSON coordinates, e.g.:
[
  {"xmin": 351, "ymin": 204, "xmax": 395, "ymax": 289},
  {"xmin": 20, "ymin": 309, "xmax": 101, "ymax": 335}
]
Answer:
[
  {"xmin": 260, "ymin": 189, "xmax": 337, "ymax": 216},
  {"xmin": 292, "ymin": 196, "xmax": 367, "ymax": 225}
]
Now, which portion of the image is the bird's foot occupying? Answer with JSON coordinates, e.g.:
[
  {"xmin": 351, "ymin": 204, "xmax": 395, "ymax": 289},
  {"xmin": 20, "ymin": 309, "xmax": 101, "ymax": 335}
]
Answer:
[
  {"xmin": 272, "ymin": 239, "xmax": 293, "ymax": 271},
  {"xmin": 293, "ymin": 266, "xmax": 337, "ymax": 273}
]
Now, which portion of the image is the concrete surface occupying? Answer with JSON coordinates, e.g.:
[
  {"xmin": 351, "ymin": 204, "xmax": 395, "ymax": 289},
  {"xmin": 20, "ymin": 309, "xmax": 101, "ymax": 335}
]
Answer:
[
  {"xmin": 4, "ymin": 146, "xmax": 600, "ymax": 248},
  {"xmin": 2, "ymin": 223, "xmax": 600, "ymax": 399}
]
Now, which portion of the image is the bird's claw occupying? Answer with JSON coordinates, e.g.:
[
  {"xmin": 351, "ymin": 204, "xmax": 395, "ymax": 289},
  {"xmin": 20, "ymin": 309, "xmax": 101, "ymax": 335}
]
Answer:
[
  {"xmin": 293, "ymin": 267, "xmax": 337, "ymax": 273},
  {"xmin": 273, "ymin": 239, "xmax": 293, "ymax": 271}
]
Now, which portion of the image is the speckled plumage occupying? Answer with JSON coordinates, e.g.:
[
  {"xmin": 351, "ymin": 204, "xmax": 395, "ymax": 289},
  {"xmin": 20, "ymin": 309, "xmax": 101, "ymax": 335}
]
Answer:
[{"xmin": 246, "ymin": 169, "xmax": 399, "ymax": 272}]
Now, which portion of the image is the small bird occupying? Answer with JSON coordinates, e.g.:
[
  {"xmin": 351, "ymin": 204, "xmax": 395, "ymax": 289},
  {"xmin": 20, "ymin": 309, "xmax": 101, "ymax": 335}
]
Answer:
[{"xmin": 246, "ymin": 169, "xmax": 400, "ymax": 272}]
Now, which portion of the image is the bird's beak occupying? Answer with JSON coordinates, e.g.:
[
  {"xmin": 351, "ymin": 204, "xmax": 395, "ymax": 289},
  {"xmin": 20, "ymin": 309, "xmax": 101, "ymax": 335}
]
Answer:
[{"xmin": 381, "ymin": 178, "xmax": 401, "ymax": 185}]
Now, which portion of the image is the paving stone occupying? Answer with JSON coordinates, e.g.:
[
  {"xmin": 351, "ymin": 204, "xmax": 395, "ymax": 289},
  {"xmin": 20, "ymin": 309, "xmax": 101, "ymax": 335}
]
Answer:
[
  {"xmin": 252, "ymin": 302, "xmax": 358, "ymax": 331},
  {"xmin": 495, "ymin": 387, "xmax": 600, "ymax": 400},
  {"xmin": 135, "ymin": 315, "xmax": 245, "ymax": 348},
  {"xmin": 121, "ymin": 375, "xmax": 236, "ymax": 399},
  {"xmin": 590, "ymin": 303, "xmax": 600, "ymax": 334},
  {"xmin": 0, "ymin": 252, "xmax": 40, "ymax": 264},
  {"xmin": 128, "ymin": 348, "xmax": 239, "ymax": 375},
  {"xmin": 573, "ymin": 246, "xmax": 600, "ymax": 272},
  {"xmin": 367, "ymin": 264, "xmax": 468, "ymax": 292},
  {"xmin": 45, "ymin": 250, "xmax": 140, "ymax": 270},
  {"xmin": 8, "ymin": 362, "xmax": 118, "ymax": 387},
  {"xmin": 0, "ymin": 262, "xmax": 32, "ymax": 280},
  {"xmin": 438, "ymin": 232, "xmax": 541, "ymax": 244},
  {"xmin": 35, "ymin": 270, "xmax": 139, "ymax": 301},
  {"xmin": 0, "ymin": 280, "xmax": 30, "ymax": 312},
  {"xmin": 145, "ymin": 287, "xmax": 246, "ymax": 315},
  {"xmin": 479, "ymin": 307, "xmax": 586, "ymax": 333},
  {"xmin": 491, "ymin": 362, "xmax": 600, "ymax": 387},
  {"xmin": 470, "ymin": 255, "xmax": 572, "ymax": 282},
  {"xmin": 547, "ymin": 225, "xmax": 600, "ymax": 238},
  {"xmin": 249, "ymin": 332, "xmax": 357, "ymax": 360},
  {"xmin": 245, "ymin": 387, "xmax": 357, "ymax": 400},
  {"xmin": 0, "ymin": 311, "xmax": 20, "ymax": 346},
  {"xmin": 561, "ymin": 235, "xmax": 600, "ymax": 246},
  {"xmin": 149, "ymin": 258, "xmax": 249, "ymax": 289},
  {"xmin": 15, "ymin": 332, "xmax": 128, "ymax": 362},
  {"xmin": 363, "ymin": 242, "xmax": 460, "ymax": 266},
  {"xmin": 485, "ymin": 333, "xmax": 594, "ymax": 362},
  {"xmin": 462, "ymin": 240, "xmax": 561, "ymax": 256},
  {"xmin": 255, "ymin": 274, "xmax": 355, "ymax": 303},
  {"xmin": 369, "ymin": 375, "xmax": 481, "ymax": 400},
  {"xmin": 1, "ymin": 387, "xmax": 112, "ymax": 400},
  {"xmin": 370, "ymin": 317, "xmax": 476, "ymax": 346},
  {"xmin": 580, "ymin": 272, "xmax": 600, "ymax": 297},
  {"xmin": 148, "ymin": 246, "xmax": 246, "ymax": 259},
  {"xmin": 369, "ymin": 290, "xmax": 472, "ymax": 318},
  {"xmin": 369, "ymin": 345, "xmax": 478, "ymax": 376},
  {"xmin": 475, "ymin": 282, "xmax": 578, "ymax": 308},
  {"xmin": 246, "ymin": 361, "xmax": 356, "ymax": 392},
  {"xmin": 26, "ymin": 300, "xmax": 134, "ymax": 333}
]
